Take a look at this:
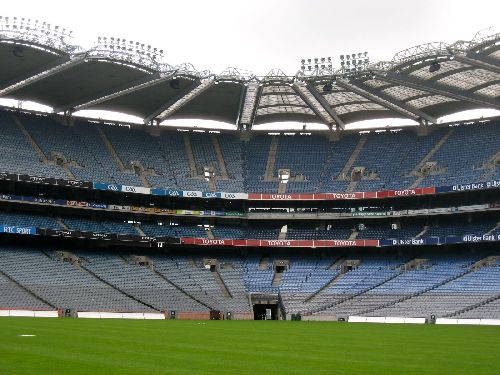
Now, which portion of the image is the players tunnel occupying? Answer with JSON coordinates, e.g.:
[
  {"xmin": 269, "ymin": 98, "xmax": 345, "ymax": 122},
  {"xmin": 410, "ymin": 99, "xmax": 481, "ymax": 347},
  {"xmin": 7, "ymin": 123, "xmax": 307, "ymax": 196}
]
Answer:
[{"xmin": 251, "ymin": 294, "xmax": 279, "ymax": 320}]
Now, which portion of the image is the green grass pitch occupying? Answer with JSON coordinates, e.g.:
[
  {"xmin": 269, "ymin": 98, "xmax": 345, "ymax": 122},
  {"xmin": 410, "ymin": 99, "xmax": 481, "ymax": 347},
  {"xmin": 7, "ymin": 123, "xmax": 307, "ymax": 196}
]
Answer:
[{"xmin": 0, "ymin": 318, "xmax": 498, "ymax": 374}]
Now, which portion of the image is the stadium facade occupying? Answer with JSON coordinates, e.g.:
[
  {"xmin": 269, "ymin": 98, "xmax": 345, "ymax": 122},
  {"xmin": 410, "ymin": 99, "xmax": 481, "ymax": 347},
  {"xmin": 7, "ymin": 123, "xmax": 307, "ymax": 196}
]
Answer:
[{"xmin": 0, "ymin": 17, "xmax": 499, "ymax": 323}]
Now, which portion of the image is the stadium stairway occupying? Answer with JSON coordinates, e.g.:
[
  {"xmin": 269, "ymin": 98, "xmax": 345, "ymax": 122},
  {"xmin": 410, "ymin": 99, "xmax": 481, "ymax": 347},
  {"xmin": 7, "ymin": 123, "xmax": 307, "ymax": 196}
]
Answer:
[
  {"xmin": 337, "ymin": 135, "xmax": 367, "ymax": 180},
  {"xmin": 96, "ymin": 126, "xmax": 128, "ymax": 173},
  {"xmin": 259, "ymin": 256, "xmax": 270, "ymax": 270},
  {"xmin": 348, "ymin": 230, "xmax": 359, "ymax": 240},
  {"xmin": 277, "ymin": 181, "xmax": 287, "ymax": 194},
  {"xmin": 346, "ymin": 179, "xmax": 359, "ymax": 193},
  {"xmin": 415, "ymin": 225, "xmax": 430, "ymax": 238},
  {"xmin": 445, "ymin": 293, "xmax": 500, "ymax": 318},
  {"xmin": 305, "ymin": 265, "xmax": 346, "ymax": 303},
  {"xmin": 152, "ymin": 266, "xmax": 215, "ymax": 310},
  {"xmin": 408, "ymin": 128, "xmax": 454, "ymax": 188},
  {"xmin": 212, "ymin": 135, "xmax": 229, "ymax": 179},
  {"xmin": 206, "ymin": 229, "xmax": 215, "ymax": 240},
  {"xmin": 212, "ymin": 270, "xmax": 233, "ymax": 298},
  {"xmin": 310, "ymin": 268, "xmax": 405, "ymax": 315},
  {"xmin": 56, "ymin": 218, "xmax": 69, "ymax": 230},
  {"xmin": 359, "ymin": 264, "xmax": 480, "ymax": 316},
  {"xmin": 78, "ymin": 261, "xmax": 159, "ymax": 311},
  {"xmin": 264, "ymin": 137, "xmax": 279, "ymax": 181},
  {"xmin": 138, "ymin": 173, "xmax": 151, "ymax": 188},
  {"xmin": 12, "ymin": 114, "xmax": 49, "ymax": 164},
  {"xmin": 0, "ymin": 267, "xmax": 55, "ymax": 309},
  {"xmin": 15, "ymin": 113, "xmax": 79, "ymax": 180},
  {"xmin": 134, "ymin": 224, "xmax": 146, "ymax": 236},
  {"xmin": 480, "ymin": 151, "xmax": 500, "ymax": 180},
  {"xmin": 272, "ymin": 270, "xmax": 283, "ymax": 287},
  {"xmin": 183, "ymin": 133, "xmax": 199, "ymax": 178},
  {"xmin": 484, "ymin": 222, "xmax": 500, "ymax": 236}
]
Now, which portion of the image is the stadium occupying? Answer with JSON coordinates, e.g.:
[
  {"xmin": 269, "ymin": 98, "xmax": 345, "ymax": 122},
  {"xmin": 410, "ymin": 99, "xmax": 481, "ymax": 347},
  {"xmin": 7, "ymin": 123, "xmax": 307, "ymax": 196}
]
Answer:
[{"xmin": 0, "ymin": 4, "xmax": 499, "ymax": 374}]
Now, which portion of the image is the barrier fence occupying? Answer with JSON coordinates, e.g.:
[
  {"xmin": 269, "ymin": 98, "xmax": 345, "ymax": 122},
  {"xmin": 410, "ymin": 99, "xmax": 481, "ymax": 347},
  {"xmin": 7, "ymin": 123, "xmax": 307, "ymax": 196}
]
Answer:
[{"xmin": 2, "ymin": 224, "xmax": 500, "ymax": 248}]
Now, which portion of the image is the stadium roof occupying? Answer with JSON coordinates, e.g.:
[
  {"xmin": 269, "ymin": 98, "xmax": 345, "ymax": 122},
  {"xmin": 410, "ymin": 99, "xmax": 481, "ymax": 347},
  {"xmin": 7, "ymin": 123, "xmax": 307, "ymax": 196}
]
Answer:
[{"xmin": 0, "ymin": 16, "xmax": 499, "ymax": 130}]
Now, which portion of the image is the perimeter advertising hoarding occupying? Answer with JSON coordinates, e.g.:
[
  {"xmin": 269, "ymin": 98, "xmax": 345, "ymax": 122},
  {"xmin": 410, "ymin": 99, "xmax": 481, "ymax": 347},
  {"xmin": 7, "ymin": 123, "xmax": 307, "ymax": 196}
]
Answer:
[
  {"xmin": 0, "ymin": 226, "xmax": 37, "ymax": 235},
  {"xmin": 3, "ymin": 172, "xmax": 499, "ymax": 202},
  {"xmin": 180, "ymin": 238, "xmax": 380, "ymax": 247}
]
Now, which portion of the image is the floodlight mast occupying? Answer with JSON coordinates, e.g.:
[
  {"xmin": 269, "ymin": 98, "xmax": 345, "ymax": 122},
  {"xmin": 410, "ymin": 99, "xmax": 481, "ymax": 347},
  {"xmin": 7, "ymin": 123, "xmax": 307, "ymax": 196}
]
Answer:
[
  {"xmin": 339, "ymin": 52, "xmax": 370, "ymax": 76},
  {"xmin": 0, "ymin": 16, "xmax": 77, "ymax": 53},
  {"xmin": 91, "ymin": 36, "xmax": 165, "ymax": 71},
  {"xmin": 300, "ymin": 57, "xmax": 333, "ymax": 75}
]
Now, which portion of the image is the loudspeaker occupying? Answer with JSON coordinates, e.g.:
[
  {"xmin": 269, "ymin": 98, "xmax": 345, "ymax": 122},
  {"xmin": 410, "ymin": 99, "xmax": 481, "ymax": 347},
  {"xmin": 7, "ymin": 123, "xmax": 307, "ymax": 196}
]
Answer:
[{"xmin": 170, "ymin": 79, "xmax": 181, "ymax": 89}]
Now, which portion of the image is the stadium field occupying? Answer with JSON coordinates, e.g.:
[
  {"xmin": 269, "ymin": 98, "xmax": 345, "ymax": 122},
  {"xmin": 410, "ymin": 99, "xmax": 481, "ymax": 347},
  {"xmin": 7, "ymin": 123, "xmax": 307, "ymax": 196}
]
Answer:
[{"xmin": 0, "ymin": 318, "xmax": 498, "ymax": 374}]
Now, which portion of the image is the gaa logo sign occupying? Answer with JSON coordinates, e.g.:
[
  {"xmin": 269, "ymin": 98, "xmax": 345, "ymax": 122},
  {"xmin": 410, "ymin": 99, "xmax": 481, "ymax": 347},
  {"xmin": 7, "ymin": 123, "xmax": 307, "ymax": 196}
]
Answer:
[{"xmin": 123, "ymin": 186, "xmax": 137, "ymax": 193}]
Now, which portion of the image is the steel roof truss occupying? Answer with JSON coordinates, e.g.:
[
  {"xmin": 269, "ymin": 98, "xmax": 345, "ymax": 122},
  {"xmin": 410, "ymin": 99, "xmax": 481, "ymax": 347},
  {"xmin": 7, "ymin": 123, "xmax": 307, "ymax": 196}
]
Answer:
[
  {"xmin": 68, "ymin": 72, "xmax": 172, "ymax": 112},
  {"xmin": 335, "ymin": 79, "xmax": 422, "ymax": 122},
  {"xmin": 351, "ymin": 80, "xmax": 438, "ymax": 123},
  {"xmin": 0, "ymin": 54, "xmax": 86, "ymax": 97},
  {"xmin": 375, "ymin": 71, "xmax": 500, "ymax": 109}
]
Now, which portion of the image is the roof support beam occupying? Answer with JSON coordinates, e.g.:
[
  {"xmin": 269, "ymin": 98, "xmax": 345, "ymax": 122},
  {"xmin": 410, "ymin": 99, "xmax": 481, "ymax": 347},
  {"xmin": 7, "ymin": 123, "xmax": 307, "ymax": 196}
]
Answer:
[
  {"xmin": 237, "ymin": 82, "xmax": 261, "ymax": 130},
  {"xmin": 157, "ymin": 78, "xmax": 214, "ymax": 122},
  {"xmin": 374, "ymin": 71, "xmax": 500, "ymax": 109},
  {"xmin": 347, "ymin": 80, "xmax": 438, "ymax": 124},
  {"xmin": 143, "ymin": 79, "xmax": 201, "ymax": 124},
  {"xmin": 453, "ymin": 54, "xmax": 500, "ymax": 75},
  {"xmin": 0, "ymin": 55, "xmax": 70, "ymax": 93},
  {"xmin": 335, "ymin": 79, "xmax": 423, "ymax": 122},
  {"xmin": 293, "ymin": 82, "xmax": 337, "ymax": 129},
  {"xmin": 0, "ymin": 54, "xmax": 86, "ymax": 97},
  {"xmin": 143, "ymin": 78, "xmax": 215, "ymax": 124},
  {"xmin": 468, "ymin": 79, "xmax": 500, "ymax": 92},
  {"xmin": 54, "ymin": 72, "xmax": 168, "ymax": 113},
  {"xmin": 305, "ymin": 82, "xmax": 345, "ymax": 130}
]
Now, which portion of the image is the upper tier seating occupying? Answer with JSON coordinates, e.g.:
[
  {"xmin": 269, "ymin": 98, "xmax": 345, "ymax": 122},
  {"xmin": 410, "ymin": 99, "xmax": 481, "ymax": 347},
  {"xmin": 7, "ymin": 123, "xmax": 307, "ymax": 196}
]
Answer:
[{"xmin": 1, "ymin": 110, "xmax": 498, "ymax": 193}]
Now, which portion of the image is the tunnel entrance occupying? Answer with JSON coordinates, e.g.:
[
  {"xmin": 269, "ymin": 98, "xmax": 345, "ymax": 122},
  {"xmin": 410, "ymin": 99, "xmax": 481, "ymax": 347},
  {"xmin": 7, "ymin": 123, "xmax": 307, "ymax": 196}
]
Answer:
[
  {"xmin": 250, "ymin": 293, "xmax": 281, "ymax": 320},
  {"xmin": 253, "ymin": 304, "xmax": 278, "ymax": 320}
]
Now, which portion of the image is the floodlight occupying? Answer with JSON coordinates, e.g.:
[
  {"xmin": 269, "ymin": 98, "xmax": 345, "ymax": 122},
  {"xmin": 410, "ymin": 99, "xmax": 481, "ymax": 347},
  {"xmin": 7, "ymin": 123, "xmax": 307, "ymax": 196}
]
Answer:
[
  {"xmin": 170, "ymin": 78, "xmax": 181, "ymax": 89},
  {"xmin": 428, "ymin": 61, "xmax": 441, "ymax": 73}
]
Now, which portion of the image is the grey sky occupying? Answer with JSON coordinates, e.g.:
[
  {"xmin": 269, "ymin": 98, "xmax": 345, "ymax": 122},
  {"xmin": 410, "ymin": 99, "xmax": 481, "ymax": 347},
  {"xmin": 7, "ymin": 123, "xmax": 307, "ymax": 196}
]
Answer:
[
  {"xmin": 3, "ymin": 0, "xmax": 499, "ymax": 75},
  {"xmin": 1, "ymin": 0, "xmax": 499, "ymax": 127}
]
